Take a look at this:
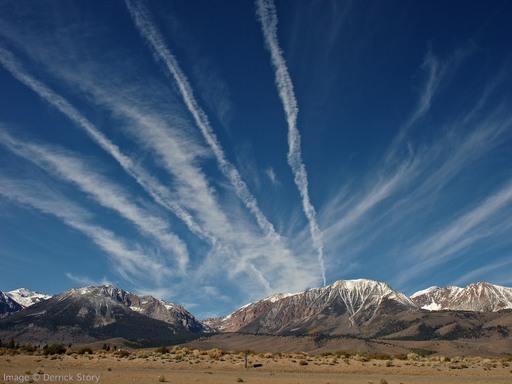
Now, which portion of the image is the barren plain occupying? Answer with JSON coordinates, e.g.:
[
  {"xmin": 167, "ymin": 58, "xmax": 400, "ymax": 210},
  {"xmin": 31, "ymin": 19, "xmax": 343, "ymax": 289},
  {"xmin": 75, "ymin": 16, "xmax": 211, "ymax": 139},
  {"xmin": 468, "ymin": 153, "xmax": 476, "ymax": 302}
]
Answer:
[{"xmin": 1, "ymin": 344, "xmax": 512, "ymax": 384}]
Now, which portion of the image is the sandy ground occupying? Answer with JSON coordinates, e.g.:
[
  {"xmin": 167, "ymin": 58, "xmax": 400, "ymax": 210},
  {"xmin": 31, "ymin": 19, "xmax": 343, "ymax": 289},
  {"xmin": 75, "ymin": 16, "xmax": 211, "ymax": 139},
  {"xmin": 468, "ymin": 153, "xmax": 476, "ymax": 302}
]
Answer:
[{"xmin": 1, "ymin": 348, "xmax": 512, "ymax": 384}]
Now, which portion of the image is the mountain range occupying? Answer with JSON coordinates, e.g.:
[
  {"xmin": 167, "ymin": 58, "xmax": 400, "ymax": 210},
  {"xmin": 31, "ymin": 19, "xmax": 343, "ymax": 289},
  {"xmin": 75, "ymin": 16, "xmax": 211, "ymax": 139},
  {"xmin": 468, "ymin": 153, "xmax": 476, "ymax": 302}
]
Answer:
[
  {"xmin": 205, "ymin": 279, "xmax": 418, "ymax": 334},
  {"xmin": 0, "ymin": 285, "xmax": 208, "ymax": 346},
  {"xmin": 1, "ymin": 279, "xmax": 511, "ymax": 352}
]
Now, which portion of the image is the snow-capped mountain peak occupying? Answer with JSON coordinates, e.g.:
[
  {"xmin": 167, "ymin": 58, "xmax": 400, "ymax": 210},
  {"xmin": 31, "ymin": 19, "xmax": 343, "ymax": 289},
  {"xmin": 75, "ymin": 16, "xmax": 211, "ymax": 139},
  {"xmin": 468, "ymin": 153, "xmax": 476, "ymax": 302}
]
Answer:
[
  {"xmin": 263, "ymin": 292, "xmax": 297, "ymax": 303},
  {"xmin": 206, "ymin": 279, "xmax": 418, "ymax": 333},
  {"xmin": 95, "ymin": 285, "xmax": 208, "ymax": 331},
  {"xmin": 5, "ymin": 288, "xmax": 51, "ymax": 308},
  {"xmin": 410, "ymin": 282, "xmax": 512, "ymax": 312},
  {"xmin": 329, "ymin": 279, "xmax": 414, "ymax": 304},
  {"xmin": 410, "ymin": 286, "xmax": 440, "ymax": 298},
  {"xmin": 1, "ymin": 288, "xmax": 51, "ymax": 317}
]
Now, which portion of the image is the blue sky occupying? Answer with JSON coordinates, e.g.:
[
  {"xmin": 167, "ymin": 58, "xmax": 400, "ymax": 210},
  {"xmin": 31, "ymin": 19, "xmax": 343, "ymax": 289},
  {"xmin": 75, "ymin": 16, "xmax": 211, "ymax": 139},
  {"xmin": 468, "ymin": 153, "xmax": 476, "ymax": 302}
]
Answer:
[{"xmin": 1, "ymin": 0, "xmax": 511, "ymax": 318}]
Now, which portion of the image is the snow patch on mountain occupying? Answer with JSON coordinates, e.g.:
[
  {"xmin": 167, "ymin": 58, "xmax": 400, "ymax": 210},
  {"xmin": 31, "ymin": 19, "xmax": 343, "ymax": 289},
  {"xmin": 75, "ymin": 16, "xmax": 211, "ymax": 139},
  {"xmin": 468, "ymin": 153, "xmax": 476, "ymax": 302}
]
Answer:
[
  {"xmin": 264, "ymin": 292, "xmax": 297, "ymax": 303},
  {"xmin": 6, "ymin": 288, "xmax": 52, "ymax": 308},
  {"xmin": 411, "ymin": 282, "xmax": 512, "ymax": 312},
  {"xmin": 410, "ymin": 286, "xmax": 440, "ymax": 298}
]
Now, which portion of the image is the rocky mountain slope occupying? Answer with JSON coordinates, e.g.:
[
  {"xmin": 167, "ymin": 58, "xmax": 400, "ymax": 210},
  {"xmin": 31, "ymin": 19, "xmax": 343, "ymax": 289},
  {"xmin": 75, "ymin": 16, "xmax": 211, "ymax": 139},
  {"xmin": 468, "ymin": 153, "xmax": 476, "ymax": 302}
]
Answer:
[
  {"xmin": 0, "ymin": 285, "xmax": 207, "ymax": 345},
  {"xmin": 0, "ymin": 292, "xmax": 23, "ymax": 318},
  {"xmin": 411, "ymin": 282, "xmax": 512, "ymax": 312},
  {"xmin": 72, "ymin": 285, "xmax": 208, "ymax": 332},
  {"xmin": 204, "ymin": 279, "xmax": 512, "ymax": 345},
  {"xmin": 206, "ymin": 279, "xmax": 419, "ymax": 336}
]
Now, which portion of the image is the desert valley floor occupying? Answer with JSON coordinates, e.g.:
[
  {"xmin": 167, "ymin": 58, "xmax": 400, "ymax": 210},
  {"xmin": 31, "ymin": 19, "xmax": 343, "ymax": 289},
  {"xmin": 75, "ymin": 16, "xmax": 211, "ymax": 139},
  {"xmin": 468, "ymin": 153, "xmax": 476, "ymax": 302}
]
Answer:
[{"xmin": 1, "ymin": 346, "xmax": 512, "ymax": 384}]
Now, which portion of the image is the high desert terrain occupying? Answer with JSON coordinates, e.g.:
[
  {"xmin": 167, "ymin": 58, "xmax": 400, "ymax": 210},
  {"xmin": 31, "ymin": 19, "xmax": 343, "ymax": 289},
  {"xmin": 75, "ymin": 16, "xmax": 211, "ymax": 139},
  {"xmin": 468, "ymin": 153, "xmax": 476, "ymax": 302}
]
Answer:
[{"xmin": 1, "ymin": 342, "xmax": 512, "ymax": 384}]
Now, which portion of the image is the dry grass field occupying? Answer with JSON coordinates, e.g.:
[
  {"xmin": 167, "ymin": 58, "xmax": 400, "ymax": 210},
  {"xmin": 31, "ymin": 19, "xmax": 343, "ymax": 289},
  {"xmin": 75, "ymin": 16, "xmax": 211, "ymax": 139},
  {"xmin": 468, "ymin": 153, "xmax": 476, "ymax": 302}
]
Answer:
[{"xmin": 1, "ymin": 345, "xmax": 512, "ymax": 384}]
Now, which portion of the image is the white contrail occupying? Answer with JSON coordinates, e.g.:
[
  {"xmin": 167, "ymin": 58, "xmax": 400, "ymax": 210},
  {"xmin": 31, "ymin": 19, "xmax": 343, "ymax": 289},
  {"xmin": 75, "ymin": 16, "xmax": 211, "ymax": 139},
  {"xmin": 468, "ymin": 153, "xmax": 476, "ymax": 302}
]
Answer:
[
  {"xmin": 0, "ymin": 129, "xmax": 190, "ymax": 273},
  {"xmin": 0, "ymin": 178, "xmax": 170, "ymax": 283},
  {"xmin": 0, "ymin": 46, "xmax": 213, "ymax": 245},
  {"xmin": 256, "ymin": 0, "xmax": 326, "ymax": 286},
  {"xmin": 125, "ymin": 0, "xmax": 280, "ymax": 242}
]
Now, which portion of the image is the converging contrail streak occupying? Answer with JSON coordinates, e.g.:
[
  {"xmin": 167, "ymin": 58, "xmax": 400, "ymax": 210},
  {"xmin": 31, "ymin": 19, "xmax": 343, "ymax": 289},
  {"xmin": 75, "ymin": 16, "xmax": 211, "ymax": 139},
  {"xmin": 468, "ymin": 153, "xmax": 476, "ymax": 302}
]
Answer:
[
  {"xmin": 0, "ymin": 46, "xmax": 213, "ymax": 248},
  {"xmin": 0, "ymin": 178, "xmax": 170, "ymax": 283},
  {"xmin": 125, "ymin": 0, "xmax": 281, "ymax": 243},
  {"xmin": 256, "ymin": 0, "xmax": 326, "ymax": 286},
  {"xmin": 0, "ymin": 44, "xmax": 296, "ymax": 295},
  {"xmin": 0, "ymin": 129, "xmax": 190, "ymax": 273}
]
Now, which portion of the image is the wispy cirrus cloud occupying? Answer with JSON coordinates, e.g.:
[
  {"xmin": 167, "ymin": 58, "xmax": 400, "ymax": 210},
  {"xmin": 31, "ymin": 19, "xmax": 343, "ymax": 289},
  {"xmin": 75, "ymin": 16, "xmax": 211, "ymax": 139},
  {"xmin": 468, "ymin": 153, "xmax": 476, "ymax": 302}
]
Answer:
[
  {"xmin": 0, "ymin": 177, "xmax": 170, "ymax": 284},
  {"xmin": 320, "ymin": 108, "xmax": 512, "ymax": 289},
  {"xmin": 256, "ymin": 0, "xmax": 326, "ymax": 286},
  {"xmin": 453, "ymin": 255, "xmax": 512, "ymax": 287},
  {"xmin": 386, "ymin": 46, "xmax": 471, "ymax": 163},
  {"xmin": 320, "ymin": 49, "xmax": 459, "ymax": 245},
  {"xmin": 0, "ymin": 40, "xmax": 318, "ymax": 299},
  {"xmin": 399, "ymin": 108, "xmax": 510, "ymax": 206},
  {"xmin": 0, "ymin": 0, "xmax": 322, "ymax": 303},
  {"xmin": 0, "ymin": 46, "xmax": 212, "ymax": 245},
  {"xmin": 0, "ymin": 128, "xmax": 190, "ymax": 273},
  {"xmin": 351, "ymin": 101, "xmax": 512, "ymax": 246},
  {"xmin": 265, "ymin": 167, "xmax": 280, "ymax": 186},
  {"xmin": 397, "ymin": 178, "xmax": 512, "ymax": 286},
  {"xmin": 66, "ymin": 273, "xmax": 113, "ymax": 287},
  {"xmin": 322, "ymin": 162, "xmax": 415, "ymax": 242},
  {"xmin": 318, "ymin": 47, "xmax": 512, "ymax": 288},
  {"xmin": 50, "ymin": 66, "xmax": 315, "ymax": 295}
]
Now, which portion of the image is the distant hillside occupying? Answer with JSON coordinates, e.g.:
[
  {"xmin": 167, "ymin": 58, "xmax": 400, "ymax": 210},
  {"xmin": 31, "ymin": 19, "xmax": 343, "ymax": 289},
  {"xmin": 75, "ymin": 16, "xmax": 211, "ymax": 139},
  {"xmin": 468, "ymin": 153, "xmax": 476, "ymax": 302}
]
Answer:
[{"xmin": 0, "ymin": 285, "xmax": 208, "ymax": 346}]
